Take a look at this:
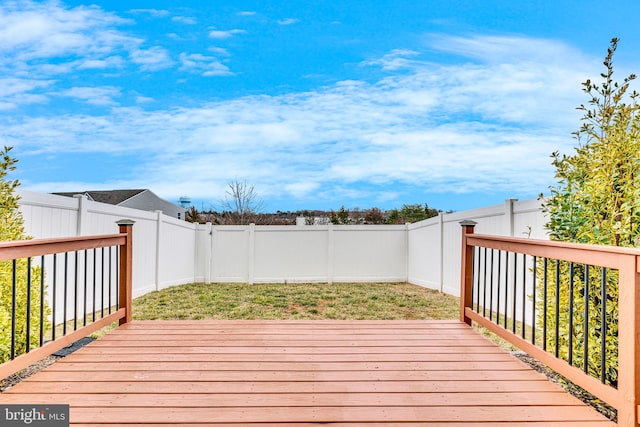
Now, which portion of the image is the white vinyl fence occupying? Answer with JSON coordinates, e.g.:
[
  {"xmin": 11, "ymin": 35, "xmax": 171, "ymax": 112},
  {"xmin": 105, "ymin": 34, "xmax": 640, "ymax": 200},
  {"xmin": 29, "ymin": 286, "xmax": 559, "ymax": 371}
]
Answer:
[
  {"xmin": 18, "ymin": 190, "xmax": 549, "ymax": 301},
  {"xmin": 18, "ymin": 190, "xmax": 200, "ymax": 298},
  {"xmin": 408, "ymin": 198, "xmax": 548, "ymax": 296},
  {"xmin": 204, "ymin": 223, "xmax": 408, "ymax": 284}
]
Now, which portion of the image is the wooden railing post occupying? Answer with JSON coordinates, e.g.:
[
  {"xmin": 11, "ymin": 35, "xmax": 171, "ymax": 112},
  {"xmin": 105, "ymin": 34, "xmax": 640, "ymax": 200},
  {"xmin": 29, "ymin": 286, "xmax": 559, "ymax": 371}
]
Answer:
[
  {"xmin": 459, "ymin": 220, "xmax": 477, "ymax": 325},
  {"xmin": 117, "ymin": 219, "xmax": 135, "ymax": 325},
  {"xmin": 617, "ymin": 254, "xmax": 640, "ymax": 426}
]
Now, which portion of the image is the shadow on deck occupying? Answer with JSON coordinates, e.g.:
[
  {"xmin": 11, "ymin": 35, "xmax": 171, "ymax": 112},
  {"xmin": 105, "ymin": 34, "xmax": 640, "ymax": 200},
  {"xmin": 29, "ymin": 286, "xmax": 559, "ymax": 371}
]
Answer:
[{"xmin": 1, "ymin": 320, "xmax": 614, "ymax": 426}]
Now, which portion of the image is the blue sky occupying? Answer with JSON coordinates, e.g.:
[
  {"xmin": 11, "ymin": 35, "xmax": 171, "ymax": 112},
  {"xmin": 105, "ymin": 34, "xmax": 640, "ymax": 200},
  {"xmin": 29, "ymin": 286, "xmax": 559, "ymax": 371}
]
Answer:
[{"xmin": 2, "ymin": 1, "xmax": 640, "ymax": 213}]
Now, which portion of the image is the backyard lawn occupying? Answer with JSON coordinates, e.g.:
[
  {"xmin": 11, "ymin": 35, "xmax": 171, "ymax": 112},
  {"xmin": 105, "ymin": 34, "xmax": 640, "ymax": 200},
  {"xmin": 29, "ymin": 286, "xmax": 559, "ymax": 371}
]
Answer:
[
  {"xmin": 132, "ymin": 282, "xmax": 460, "ymax": 320},
  {"xmin": 132, "ymin": 282, "xmax": 519, "ymax": 347}
]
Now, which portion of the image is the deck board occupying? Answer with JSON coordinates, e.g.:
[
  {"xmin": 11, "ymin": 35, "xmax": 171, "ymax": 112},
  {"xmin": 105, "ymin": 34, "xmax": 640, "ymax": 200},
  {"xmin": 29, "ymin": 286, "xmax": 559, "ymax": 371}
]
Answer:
[{"xmin": 0, "ymin": 320, "xmax": 615, "ymax": 426}]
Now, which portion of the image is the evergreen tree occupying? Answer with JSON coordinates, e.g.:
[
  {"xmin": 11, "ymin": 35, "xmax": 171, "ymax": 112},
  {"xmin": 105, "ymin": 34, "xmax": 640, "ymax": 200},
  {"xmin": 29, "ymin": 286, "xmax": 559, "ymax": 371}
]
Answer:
[{"xmin": 0, "ymin": 146, "xmax": 50, "ymax": 362}]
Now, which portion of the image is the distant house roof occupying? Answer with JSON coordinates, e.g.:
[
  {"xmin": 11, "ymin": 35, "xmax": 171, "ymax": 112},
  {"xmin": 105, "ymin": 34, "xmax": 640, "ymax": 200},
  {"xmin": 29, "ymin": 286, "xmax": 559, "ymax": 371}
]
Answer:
[
  {"xmin": 52, "ymin": 189, "xmax": 187, "ymax": 220},
  {"xmin": 53, "ymin": 189, "xmax": 148, "ymax": 205}
]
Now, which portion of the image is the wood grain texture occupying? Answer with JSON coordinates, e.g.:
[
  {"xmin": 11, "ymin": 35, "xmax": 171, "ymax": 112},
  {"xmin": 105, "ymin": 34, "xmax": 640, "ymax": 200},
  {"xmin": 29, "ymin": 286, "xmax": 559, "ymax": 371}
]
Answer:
[{"xmin": 1, "ymin": 320, "xmax": 615, "ymax": 426}]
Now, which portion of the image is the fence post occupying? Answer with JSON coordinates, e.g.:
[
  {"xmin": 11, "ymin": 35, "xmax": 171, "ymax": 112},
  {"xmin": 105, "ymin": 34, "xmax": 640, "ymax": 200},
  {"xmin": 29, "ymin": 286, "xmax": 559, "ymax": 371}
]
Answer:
[
  {"xmin": 404, "ymin": 223, "xmax": 410, "ymax": 283},
  {"xmin": 154, "ymin": 210, "xmax": 162, "ymax": 291},
  {"xmin": 210, "ymin": 224, "xmax": 217, "ymax": 282},
  {"xmin": 117, "ymin": 219, "xmax": 135, "ymax": 325},
  {"xmin": 192, "ymin": 222, "xmax": 199, "ymax": 284},
  {"xmin": 248, "ymin": 223, "xmax": 255, "ymax": 284},
  {"xmin": 460, "ymin": 220, "xmax": 477, "ymax": 325},
  {"xmin": 73, "ymin": 194, "xmax": 87, "ymax": 236},
  {"xmin": 204, "ymin": 222, "xmax": 213, "ymax": 283},
  {"xmin": 438, "ymin": 212, "xmax": 445, "ymax": 293},
  {"xmin": 504, "ymin": 198, "xmax": 517, "ymax": 237},
  {"xmin": 617, "ymin": 254, "xmax": 640, "ymax": 426},
  {"xmin": 327, "ymin": 223, "xmax": 334, "ymax": 284}
]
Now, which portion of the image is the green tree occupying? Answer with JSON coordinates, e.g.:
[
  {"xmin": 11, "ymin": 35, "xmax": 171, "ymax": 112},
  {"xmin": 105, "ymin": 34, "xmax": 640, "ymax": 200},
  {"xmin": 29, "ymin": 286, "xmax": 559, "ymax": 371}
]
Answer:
[
  {"xmin": 0, "ymin": 146, "xmax": 50, "ymax": 362},
  {"xmin": 386, "ymin": 203, "xmax": 439, "ymax": 224},
  {"xmin": 546, "ymin": 38, "xmax": 640, "ymax": 246},
  {"xmin": 330, "ymin": 206, "xmax": 351, "ymax": 224},
  {"xmin": 540, "ymin": 38, "xmax": 640, "ymax": 385},
  {"xmin": 0, "ymin": 147, "xmax": 24, "ymax": 242}
]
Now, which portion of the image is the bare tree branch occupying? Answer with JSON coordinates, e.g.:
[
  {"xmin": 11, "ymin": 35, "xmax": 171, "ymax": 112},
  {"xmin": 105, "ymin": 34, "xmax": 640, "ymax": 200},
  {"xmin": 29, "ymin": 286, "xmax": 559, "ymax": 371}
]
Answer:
[{"xmin": 221, "ymin": 179, "xmax": 265, "ymax": 224}]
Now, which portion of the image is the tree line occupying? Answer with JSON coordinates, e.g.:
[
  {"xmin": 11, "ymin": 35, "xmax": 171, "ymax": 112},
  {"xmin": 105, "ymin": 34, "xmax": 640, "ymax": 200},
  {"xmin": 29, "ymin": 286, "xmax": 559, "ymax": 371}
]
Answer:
[
  {"xmin": 183, "ymin": 179, "xmax": 448, "ymax": 225},
  {"xmin": 186, "ymin": 202, "xmax": 447, "ymax": 225}
]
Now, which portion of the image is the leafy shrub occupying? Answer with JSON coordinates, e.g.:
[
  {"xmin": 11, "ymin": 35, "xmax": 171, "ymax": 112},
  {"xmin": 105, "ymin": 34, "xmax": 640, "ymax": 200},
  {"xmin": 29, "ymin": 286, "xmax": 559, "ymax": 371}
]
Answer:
[
  {"xmin": 535, "ymin": 262, "xmax": 618, "ymax": 386},
  {"xmin": 541, "ymin": 38, "xmax": 640, "ymax": 385},
  {"xmin": 0, "ymin": 146, "xmax": 50, "ymax": 363},
  {"xmin": 0, "ymin": 260, "xmax": 49, "ymax": 362}
]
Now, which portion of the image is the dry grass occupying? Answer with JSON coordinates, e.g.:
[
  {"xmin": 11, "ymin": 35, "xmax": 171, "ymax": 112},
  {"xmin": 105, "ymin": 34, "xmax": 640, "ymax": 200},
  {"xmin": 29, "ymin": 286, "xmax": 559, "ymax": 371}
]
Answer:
[{"xmin": 132, "ymin": 282, "xmax": 460, "ymax": 320}]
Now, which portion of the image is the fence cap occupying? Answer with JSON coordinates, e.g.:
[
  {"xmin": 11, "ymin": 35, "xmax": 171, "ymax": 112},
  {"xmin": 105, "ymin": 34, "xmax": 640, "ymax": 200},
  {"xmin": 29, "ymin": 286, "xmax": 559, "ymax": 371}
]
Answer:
[
  {"xmin": 116, "ymin": 219, "xmax": 136, "ymax": 226},
  {"xmin": 459, "ymin": 220, "xmax": 478, "ymax": 227}
]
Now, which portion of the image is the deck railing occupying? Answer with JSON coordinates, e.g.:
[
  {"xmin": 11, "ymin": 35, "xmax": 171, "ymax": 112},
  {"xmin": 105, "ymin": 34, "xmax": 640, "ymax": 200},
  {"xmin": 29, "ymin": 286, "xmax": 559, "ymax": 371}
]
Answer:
[
  {"xmin": 460, "ymin": 220, "xmax": 640, "ymax": 426},
  {"xmin": 0, "ymin": 220, "xmax": 134, "ymax": 380}
]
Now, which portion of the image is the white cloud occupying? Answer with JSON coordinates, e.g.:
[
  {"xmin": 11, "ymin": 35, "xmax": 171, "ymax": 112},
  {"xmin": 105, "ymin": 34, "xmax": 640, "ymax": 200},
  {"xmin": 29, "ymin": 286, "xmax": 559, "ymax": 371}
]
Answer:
[
  {"xmin": 4, "ymin": 33, "xmax": 598, "ymax": 207},
  {"xmin": 136, "ymin": 95, "xmax": 154, "ymax": 104},
  {"xmin": 58, "ymin": 86, "xmax": 121, "ymax": 106},
  {"xmin": 172, "ymin": 16, "xmax": 197, "ymax": 25},
  {"xmin": 78, "ymin": 56, "xmax": 124, "ymax": 69},
  {"xmin": 277, "ymin": 18, "xmax": 299, "ymax": 26},
  {"xmin": 208, "ymin": 47, "xmax": 230, "ymax": 56},
  {"xmin": 179, "ymin": 53, "xmax": 233, "ymax": 76},
  {"xmin": 0, "ymin": 2, "xmax": 135, "ymax": 61},
  {"xmin": 0, "ymin": 0, "xmax": 146, "ymax": 88},
  {"xmin": 363, "ymin": 49, "xmax": 421, "ymax": 70},
  {"xmin": 0, "ymin": 102, "xmax": 18, "ymax": 111},
  {"xmin": 285, "ymin": 181, "xmax": 321, "ymax": 198},
  {"xmin": 209, "ymin": 29, "xmax": 245, "ymax": 39},
  {"xmin": 428, "ymin": 34, "xmax": 588, "ymax": 65},
  {"xmin": 0, "ymin": 78, "xmax": 53, "ymax": 109},
  {"xmin": 0, "ymin": 2, "xmax": 249, "ymax": 114},
  {"xmin": 238, "ymin": 11, "xmax": 256, "ymax": 16},
  {"xmin": 128, "ymin": 9, "xmax": 170, "ymax": 18},
  {"xmin": 0, "ymin": 78, "xmax": 52, "ymax": 97},
  {"xmin": 130, "ymin": 46, "xmax": 173, "ymax": 71}
]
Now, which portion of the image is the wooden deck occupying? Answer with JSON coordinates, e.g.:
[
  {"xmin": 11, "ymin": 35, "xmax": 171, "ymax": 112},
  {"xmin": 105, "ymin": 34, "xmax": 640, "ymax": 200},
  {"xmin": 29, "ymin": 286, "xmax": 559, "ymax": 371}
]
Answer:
[{"xmin": 1, "ymin": 320, "xmax": 615, "ymax": 426}]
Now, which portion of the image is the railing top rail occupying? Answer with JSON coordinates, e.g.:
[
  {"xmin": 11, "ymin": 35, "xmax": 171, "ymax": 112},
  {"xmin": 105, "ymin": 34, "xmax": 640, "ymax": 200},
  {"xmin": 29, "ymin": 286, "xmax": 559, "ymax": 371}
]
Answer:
[
  {"xmin": 467, "ymin": 233, "xmax": 640, "ymax": 271},
  {"xmin": 0, "ymin": 233, "xmax": 126, "ymax": 261}
]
